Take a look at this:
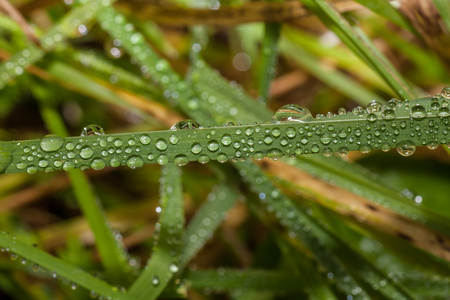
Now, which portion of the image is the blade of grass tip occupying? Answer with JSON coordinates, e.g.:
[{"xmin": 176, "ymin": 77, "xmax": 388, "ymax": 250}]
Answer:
[
  {"xmin": 279, "ymin": 37, "xmax": 382, "ymax": 105},
  {"xmin": 33, "ymin": 86, "xmax": 133, "ymax": 284},
  {"xmin": 180, "ymin": 183, "xmax": 239, "ymax": 270},
  {"xmin": 0, "ymin": 0, "xmax": 116, "ymax": 89},
  {"xmin": 258, "ymin": 22, "xmax": 282, "ymax": 105},
  {"xmin": 127, "ymin": 164, "xmax": 184, "ymax": 300},
  {"xmin": 299, "ymin": 0, "xmax": 415, "ymax": 100},
  {"xmin": 432, "ymin": 0, "xmax": 450, "ymax": 32},
  {"xmin": 0, "ymin": 232, "xmax": 130, "ymax": 300},
  {"xmin": 185, "ymin": 269, "xmax": 304, "ymax": 294},
  {"xmin": 353, "ymin": 0, "xmax": 417, "ymax": 34}
]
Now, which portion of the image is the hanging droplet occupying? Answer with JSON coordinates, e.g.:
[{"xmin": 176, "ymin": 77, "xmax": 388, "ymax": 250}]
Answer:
[
  {"xmin": 81, "ymin": 125, "xmax": 105, "ymax": 136},
  {"xmin": 410, "ymin": 104, "xmax": 427, "ymax": 120},
  {"xmin": 272, "ymin": 104, "xmax": 314, "ymax": 122},
  {"xmin": 440, "ymin": 87, "xmax": 450, "ymax": 99},
  {"xmin": 127, "ymin": 155, "xmax": 144, "ymax": 169},
  {"xmin": 40, "ymin": 134, "xmax": 65, "ymax": 152},
  {"xmin": 267, "ymin": 148, "xmax": 282, "ymax": 160},
  {"xmin": 380, "ymin": 142, "xmax": 391, "ymax": 152},
  {"xmin": 171, "ymin": 120, "xmax": 202, "ymax": 130},
  {"xmin": 174, "ymin": 155, "xmax": 188, "ymax": 166},
  {"xmin": 396, "ymin": 140, "xmax": 416, "ymax": 157},
  {"xmin": 359, "ymin": 145, "xmax": 371, "ymax": 154},
  {"xmin": 366, "ymin": 100, "xmax": 382, "ymax": 114}
]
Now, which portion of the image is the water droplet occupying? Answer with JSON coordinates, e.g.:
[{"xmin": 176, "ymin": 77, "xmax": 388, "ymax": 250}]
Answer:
[
  {"xmin": 27, "ymin": 166, "xmax": 38, "ymax": 174},
  {"xmin": 198, "ymin": 155, "xmax": 210, "ymax": 164},
  {"xmin": 387, "ymin": 98, "xmax": 400, "ymax": 108},
  {"xmin": 366, "ymin": 113, "xmax": 377, "ymax": 122},
  {"xmin": 191, "ymin": 143, "xmax": 202, "ymax": 154},
  {"xmin": 441, "ymin": 87, "xmax": 450, "ymax": 99},
  {"xmin": 40, "ymin": 135, "xmax": 65, "ymax": 152},
  {"xmin": 169, "ymin": 135, "xmax": 179, "ymax": 145},
  {"xmin": 380, "ymin": 143, "xmax": 391, "ymax": 152},
  {"xmin": 152, "ymin": 275, "xmax": 159, "ymax": 286},
  {"xmin": 267, "ymin": 148, "xmax": 283, "ymax": 160},
  {"xmin": 272, "ymin": 104, "xmax": 314, "ymax": 122},
  {"xmin": 217, "ymin": 153, "xmax": 228, "ymax": 163},
  {"xmin": 174, "ymin": 155, "xmax": 188, "ymax": 166},
  {"xmin": 207, "ymin": 140, "xmax": 219, "ymax": 152},
  {"xmin": 221, "ymin": 134, "xmax": 232, "ymax": 146},
  {"xmin": 114, "ymin": 139, "xmax": 123, "ymax": 147},
  {"xmin": 338, "ymin": 107, "xmax": 347, "ymax": 115},
  {"xmin": 271, "ymin": 128, "xmax": 281, "ymax": 137},
  {"xmin": 140, "ymin": 134, "xmax": 151, "ymax": 145},
  {"xmin": 63, "ymin": 161, "xmax": 75, "ymax": 171},
  {"xmin": 337, "ymin": 147, "xmax": 349, "ymax": 157},
  {"xmin": 359, "ymin": 145, "xmax": 371, "ymax": 154},
  {"xmin": 91, "ymin": 158, "xmax": 106, "ymax": 170},
  {"xmin": 80, "ymin": 146, "xmax": 94, "ymax": 159},
  {"xmin": 320, "ymin": 133, "xmax": 331, "ymax": 145},
  {"xmin": 110, "ymin": 156, "xmax": 121, "ymax": 167},
  {"xmin": 157, "ymin": 155, "xmax": 169, "ymax": 165},
  {"xmin": 264, "ymin": 136, "xmax": 273, "ymax": 145},
  {"xmin": 311, "ymin": 144, "xmax": 320, "ymax": 153},
  {"xmin": 366, "ymin": 100, "xmax": 382, "ymax": 113},
  {"xmin": 38, "ymin": 159, "xmax": 49, "ymax": 168},
  {"xmin": 254, "ymin": 151, "xmax": 264, "ymax": 160},
  {"xmin": 171, "ymin": 120, "xmax": 202, "ymax": 130},
  {"xmin": 128, "ymin": 138, "xmax": 136, "ymax": 146},
  {"xmin": 156, "ymin": 139, "xmax": 168, "ymax": 151},
  {"xmin": 396, "ymin": 140, "xmax": 415, "ymax": 156},
  {"xmin": 426, "ymin": 142, "xmax": 438, "ymax": 150},
  {"xmin": 127, "ymin": 156, "xmax": 144, "ymax": 169},
  {"xmin": 285, "ymin": 127, "xmax": 296, "ymax": 138},
  {"xmin": 381, "ymin": 108, "xmax": 396, "ymax": 120},
  {"xmin": 169, "ymin": 263, "xmax": 179, "ymax": 273},
  {"xmin": 410, "ymin": 104, "xmax": 427, "ymax": 120},
  {"xmin": 438, "ymin": 107, "xmax": 450, "ymax": 117},
  {"xmin": 81, "ymin": 125, "xmax": 105, "ymax": 136}
]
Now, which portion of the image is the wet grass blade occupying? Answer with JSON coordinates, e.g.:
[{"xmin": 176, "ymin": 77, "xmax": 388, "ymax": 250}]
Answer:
[
  {"xmin": 127, "ymin": 164, "xmax": 184, "ymax": 299},
  {"xmin": 299, "ymin": 0, "xmax": 416, "ymax": 100},
  {"xmin": 180, "ymin": 183, "xmax": 239, "ymax": 269},
  {"xmin": 0, "ymin": 232, "xmax": 130, "ymax": 300}
]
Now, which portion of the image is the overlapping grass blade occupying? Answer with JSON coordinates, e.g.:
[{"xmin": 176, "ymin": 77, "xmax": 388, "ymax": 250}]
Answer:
[
  {"xmin": 432, "ymin": 0, "xmax": 450, "ymax": 32},
  {"xmin": 127, "ymin": 164, "xmax": 184, "ymax": 299},
  {"xmin": 180, "ymin": 183, "xmax": 239, "ymax": 269},
  {"xmin": 299, "ymin": 0, "xmax": 415, "ymax": 100},
  {"xmin": 258, "ymin": 23, "xmax": 281, "ymax": 104},
  {"xmin": 34, "ymin": 91, "xmax": 132, "ymax": 283}
]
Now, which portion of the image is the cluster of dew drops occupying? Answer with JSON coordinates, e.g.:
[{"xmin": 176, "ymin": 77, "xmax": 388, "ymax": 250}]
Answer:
[{"xmin": 11, "ymin": 87, "xmax": 450, "ymax": 174}]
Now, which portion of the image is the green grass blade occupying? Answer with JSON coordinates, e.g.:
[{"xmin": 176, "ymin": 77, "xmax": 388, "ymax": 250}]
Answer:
[
  {"xmin": 353, "ymin": 0, "xmax": 416, "ymax": 33},
  {"xmin": 0, "ymin": 232, "xmax": 130, "ymax": 300},
  {"xmin": 186, "ymin": 269, "xmax": 304, "ymax": 293},
  {"xmin": 258, "ymin": 23, "xmax": 282, "ymax": 105},
  {"xmin": 180, "ymin": 183, "xmax": 239, "ymax": 269},
  {"xmin": 280, "ymin": 37, "xmax": 382, "ymax": 105},
  {"xmin": 299, "ymin": 0, "xmax": 415, "ymax": 100},
  {"xmin": 127, "ymin": 163, "xmax": 184, "ymax": 299},
  {"xmin": 34, "ymin": 90, "xmax": 132, "ymax": 283},
  {"xmin": 432, "ymin": 0, "xmax": 450, "ymax": 32}
]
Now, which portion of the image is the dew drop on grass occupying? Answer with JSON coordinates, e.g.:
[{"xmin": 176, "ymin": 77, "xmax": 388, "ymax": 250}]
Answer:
[
  {"xmin": 320, "ymin": 133, "xmax": 331, "ymax": 145},
  {"xmin": 171, "ymin": 120, "xmax": 202, "ymax": 130},
  {"xmin": 381, "ymin": 108, "xmax": 396, "ymax": 120},
  {"xmin": 40, "ymin": 134, "xmax": 65, "ymax": 152},
  {"xmin": 27, "ymin": 166, "xmax": 38, "ymax": 174},
  {"xmin": 157, "ymin": 155, "xmax": 169, "ymax": 165},
  {"xmin": 207, "ymin": 140, "xmax": 219, "ymax": 152},
  {"xmin": 156, "ymin": 139, "xmax": 168, "ymax": 151},
  {"xmin": 396, "ymin": 140, "xmax": 416, "ymax": 156},
  {"xmin": 91, "ymin": 158, "xmax": 106, "ymax": 170},
  {"xmin": 198, "ymin": 154, "xmax": 210, "ymax": 164},
  {"xmin": 174, "ymin": 155, "xmax": 188, "ymax": 166},
  {"xmin": 221, "ymin": 134, "xmax": 232, "ymax": 146},
  {"xmin": 438, "ymin": 107, "xmax": 450, "ymax": 117},
  {"xmin": 81, "ymin": 125, "xmax": 105, "ymax": 136},
  {"xmin": 272, "ymin": 104, "xmax": 314, "ymax": 122},
  {"xmin": 366, "ymin": 100, "xmax": 382, "ymax": 113},
  {"xmin": 80, "ymin": 146, "xmax": 94, "ymax": 159},
  {"xmin": 127, "ymin": 155, "xmax": 144, "ymax": 169},
  {"xmin": 359, "ymin": 145, "xmax": 371, "ymax": 154},
  {"xmin": 38, "ymin": 159, "xmax": 49, "ymax": 168},
  {"xmin": 191, "ymin": 143, "xmax": 202, "ymax": 154},
  {"xmin": 63, "ymin": 161, "xmax": 75, "ymax": 171},
  {"xmin": 410, "ymin": 104, "xmax": 427, "ymax": 120},
  {"xmin": 441, "ymin": 87, "xmax": 450, "ymax": 99},
  {"xmin": 139, "ymin": 134, "xmax": 151, "ymax": 145},
  {"xmin": 366, "ymin": 113, "xmax": 377, "ymax": 122},
  {"xmin": 152, "ymin": 275, "xmax": 159, "ymax": 286},
  {"xmin": 217, "ymin": 153, "xmax": 228, "ymax": 163},
  {"xmin": 169, "ymin": 263, "xmax": 179, "ymax": 273},
  {"xmin": 381, "ymin": 143, "xmax": 391, "ymax": 152}
]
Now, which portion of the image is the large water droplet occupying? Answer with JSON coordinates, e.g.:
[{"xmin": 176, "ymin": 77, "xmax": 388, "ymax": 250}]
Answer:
[
  {"xmin": 381, "ymin": 108, "xmax": 396, "ymax": 120},
  {"xmin": 80, "ymin": 146, "xmax": 94, "ymax": 159},
  {"xmin": 366, "ymin": 100, "xmax": 382, "ymax": 113},
  {"xmin": 156, "ymin": 139, "xmax": 168, "ymax": 151},
  {"xmin": 81, "ymin": 125, "xmax": 105, "ymax": 136},
  {"xmin": 396, "ymin": 140, "xmax": 416, "ymax": 156},
  {"xmin": 174, "ymin": 155, "xmax": 188, "ymax": 166},
  {"xmin": 127, "ymin": 155, "xmax": 144, "ymax": 169},
  {"xmin": 40, "ymin": 135, "xmax": 65, "ymax": 152},
  {"xmin": 440, "ymin": 87, "xmax": 450, "ymax": 99},
  {"xmin": 410, "ymin": 104, "xmax": 427, "ymax": 120},
  {"xmin": 171, "ymin": 120, "xmax": 202, "ymax": 130},
  {"xmin": 267, "ymin": 148, "xmax": 283, "ymax": 160},
  {"xmin": 272, "ymin": 104, "xmax": 314, "ymax": 122},
  {"xmin": 438, "ymin": 107, "xmax": 450, "ymax": 117},
  {"xmin": 110, "ymin": 156, "xmax": 121, "ymax": 167},
  {"xmin": 207, "ymin": 140, "xmax": 219, "ymax": 152},
  {"xmin": 91, "ymin": 158, "xmax": 106, "ymax": 170}
]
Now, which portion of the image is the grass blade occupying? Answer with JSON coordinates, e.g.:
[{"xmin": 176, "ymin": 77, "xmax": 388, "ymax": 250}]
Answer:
[
  {"xmin": 127, "ymin": 163, "xmax": 184, "ymax": 299},
  {"xmin": 432, "ymin": 0, "xmax": 450, "ymax": 32}
]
